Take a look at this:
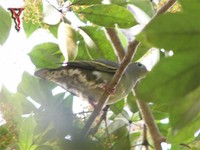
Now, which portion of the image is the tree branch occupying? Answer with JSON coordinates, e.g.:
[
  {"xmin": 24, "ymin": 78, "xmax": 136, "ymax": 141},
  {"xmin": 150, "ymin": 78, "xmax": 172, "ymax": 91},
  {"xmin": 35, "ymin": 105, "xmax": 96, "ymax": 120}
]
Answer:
[
  {"xmin": 80, "ymin": 40, "xmax": 139, "ymax": 136},
  {"xmin": 105, "ymin": 28, "xmax": 125, "ymax": 61}
]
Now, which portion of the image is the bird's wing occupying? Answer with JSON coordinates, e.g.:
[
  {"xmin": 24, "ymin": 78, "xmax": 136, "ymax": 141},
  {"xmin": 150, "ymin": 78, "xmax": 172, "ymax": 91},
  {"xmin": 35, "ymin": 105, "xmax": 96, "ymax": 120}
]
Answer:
[{"xmin": 63, "ymin": 60, "xmax": 119, "ymax": 74}]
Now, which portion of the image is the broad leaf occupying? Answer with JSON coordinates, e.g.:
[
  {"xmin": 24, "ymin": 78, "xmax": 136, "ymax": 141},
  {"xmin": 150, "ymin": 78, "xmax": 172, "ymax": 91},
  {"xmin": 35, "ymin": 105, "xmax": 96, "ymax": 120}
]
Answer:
[
  {"xmin": 137, "ymin": 13, "xmax": 200, "ymax": 52},
  {"xmin": 77, "ymin": 4, "xmax": 137, "ymax": 28},
  {"xmin": 17, "ymin": 72, "xmax": 56, "ymax": 104},
  {"xmin": 29, "ymin": 42, "xmax": 64, "ymax": 68},
  {"xmin": 18, "ymin": 116, "xmax": 36, "ymax": 150},
  {"xmin": 0, "ymin": 6, "xmax": 11, "ymax": 45},
  {"xmin": 137, "ymin": 50, "xmax": 200, "ymax": 105},
  {"xmin": 79, "ymin": 26, "xmax": 116, "ymax": 60},
  {"xmin": 72, "ymin": 0, "xmax": 102, "ymax": 5},
  {"xmin": 179, "ymin": 0, "xmax": 200, "ymax": 12},
  {"xmin": 23, "ymin": 20, "xmax": 39, "ymax": 38}
]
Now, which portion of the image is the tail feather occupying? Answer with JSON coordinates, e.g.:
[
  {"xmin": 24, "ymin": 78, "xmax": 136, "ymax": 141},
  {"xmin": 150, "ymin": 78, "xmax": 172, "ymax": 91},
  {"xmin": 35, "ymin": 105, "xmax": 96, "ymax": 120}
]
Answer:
[{"xmin": 34, "ymin": 69, "xmax": 49, "ymax": 79}]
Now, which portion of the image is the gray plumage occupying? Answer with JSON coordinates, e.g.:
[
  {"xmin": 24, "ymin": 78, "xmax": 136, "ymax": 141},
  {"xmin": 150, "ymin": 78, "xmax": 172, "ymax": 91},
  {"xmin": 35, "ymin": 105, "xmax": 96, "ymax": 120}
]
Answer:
[{"xmin": 35, "ymin": 60, "xmax": 147, "ymax": 105}]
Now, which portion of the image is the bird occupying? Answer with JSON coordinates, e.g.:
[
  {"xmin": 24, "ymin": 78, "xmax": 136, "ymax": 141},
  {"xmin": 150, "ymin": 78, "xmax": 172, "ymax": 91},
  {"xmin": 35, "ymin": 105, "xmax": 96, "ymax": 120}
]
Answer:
[{"xmin": 34, "ymin": 60, "xmax": 147, "ymax": 105}]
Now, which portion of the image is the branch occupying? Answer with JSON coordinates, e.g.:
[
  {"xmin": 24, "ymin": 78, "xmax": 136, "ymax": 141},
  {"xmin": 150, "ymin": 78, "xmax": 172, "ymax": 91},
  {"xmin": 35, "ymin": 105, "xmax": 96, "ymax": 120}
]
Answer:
[
  {"xmin": 105, "ymin": 28, "xmax": 125, "ymax": 61},
  {"xmin": 80, "ymin": 40, "xmax": 139, "ymax": 136}
]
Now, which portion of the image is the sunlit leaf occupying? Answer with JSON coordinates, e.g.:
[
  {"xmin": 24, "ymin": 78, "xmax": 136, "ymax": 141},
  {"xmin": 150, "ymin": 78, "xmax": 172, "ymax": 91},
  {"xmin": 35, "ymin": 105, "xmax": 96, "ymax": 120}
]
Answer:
[
  {"xmin": 0, "ymin": 6, "xmax": 12, "ymax": 45},
  {"xmin": 18, "ymin": 116, "xmax": 36, "ymax": 150},
  {"xmin": 77, "ymin": 4, "xmax": 137, "ymax": 28},
  {"xmin": 72, "ymin": 0, "xmax": 102, "ymax": 5},
  {"xmin": 137, "ymin": 13, "xmax": 200, "ymax": 52},
  {"xmin": 29, "ymin": 42, "xmax": 64, "ymax": 68},
  {"xmin": 58, "ymin": 23, "xmax": 78, "ymax": 61},
  {"xmin": 23, "ymin": 20, "xmax": 39, "ymax": 38},
  {"xmin": 79, "ymin": 26, "xmax": 116, "ymax": 60}
]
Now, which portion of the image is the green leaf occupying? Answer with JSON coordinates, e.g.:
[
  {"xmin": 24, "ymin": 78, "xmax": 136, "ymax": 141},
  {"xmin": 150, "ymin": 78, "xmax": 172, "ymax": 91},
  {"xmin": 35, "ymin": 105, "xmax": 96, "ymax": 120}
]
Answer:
[
  {"xmin": 18, "ymin": 116, "xmax": 36, "ymax": 150},
  {"xmin": 137, "ymin": 50, "xmax": 200, "ymax": 105},
  {"xmin": 23, "ymin": 20, "xmax": 39, "ymax": 38},
  {"xmin": 137, "ymin": 13, "xmax": 200, "ymax": 52},
  {"xmin": 167, "ymin": 116, "xmax": 200, "ymax": 144},
  {"xmin": 35, "ymin": 145, "xmax": 54, "ymax": 150},
  {"xmin": 107, "ymin": 119, "xmax": 128, "ymax": 138},
  {"xmin": 72, "ymin": 0, "xmax": 102, "ymax": 5},
  {"xmin": 169, "ymin": 86, "xmax": 200, "ymax": 131},
  {"xmin": 110, "ymin": 100, "xmax": 125, "ymax": 115},
  {"xmin": 29, "ymin": 42, "xmax": 64, "ymax": 68},
  {"xmin": 17, "ymin": 72, "xmax": 56, "ymax": 104},
  {"xmin": 0, "ymin": 6, "xmax": 12, "ymax": 45},
  {"xmin": 77, "ymin": 4, "xmax": 137, "ymax": 28},
  {"xmin": 112, "ymin": 136, "xmax": 130, "ymax": 150},
  {"xmin": 179, "ymin": 0, "xmax": 200, "ymax": 12},
  {"xmin": 48, "ymin": 24, "xmax": 59, "ymax": 38},
  {"xmin": 80, "ymin": 26, "xmax": 116, "ymax": 60},
  {"xmin": 128, "ymin": 0, "xmax": 155, "ymax": 17}
]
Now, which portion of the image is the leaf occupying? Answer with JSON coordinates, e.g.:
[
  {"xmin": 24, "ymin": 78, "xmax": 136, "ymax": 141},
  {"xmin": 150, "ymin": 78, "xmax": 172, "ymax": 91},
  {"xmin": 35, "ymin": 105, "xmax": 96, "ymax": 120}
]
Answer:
[
  {"xmin": 48, "ymin": 24, "xmax": 59, "ymax": 38},
  {"xmin": 17, "ymin": 72, "xmax": 56, "ymax": 104},
  {"xmin": 167, "ymin": 116, "xmax": 200, "ymax": 144},
  {"xmin": 169, "ymin": 86, "xmax": 200, "ymax": 131},
  {"xmin": 128, "ymin": 0, "xmax": 155, "ymax": 17},
  {"xmin": 23, "ymin": 20, "xmax": 39, "ymax": 38},
  {"xmin": 79, "ymin": 26, "xmax": 116, "ymax": 60},
  {"xmin": 0, "ymin": 6, "xmax": 12, "ymax": 45},
  {"xmin": 77, "ymin": 4, "xmax": 137, "ymax": 28},
  {"xmin": 28, "ymin": 42, "xmax": 64, "ymax": 68},
  {"xmin": 179, "ymin": 0, "xmax": 200, "ymax": 12},
  {"xmin": 110, "ymin": 100, "xmax": 125, "ymax": 115},
  {"xmin": 112, "ymin": 136, "xmax": 131, "ymax": 150},
  {"xmin": 137, "ymin": 13, "xmax": 200, "ymax": 52},
  {"xmin": 107, "ymin": 119, "xmax": 128, "ymax": 138},
  {"xmin": 72, "ymin": 0, "xmax": 102, "ymax": 5},
  {"xmin": 18, "ymin": 116, "xmax": 36, "ymax": 150},
  {"xmin": 137, "ymin": 50, "xmax": 200, "ymax": 105},
  {"xmin": 58, "ymin": 23, "xmax": 78, "ymax": 61}
]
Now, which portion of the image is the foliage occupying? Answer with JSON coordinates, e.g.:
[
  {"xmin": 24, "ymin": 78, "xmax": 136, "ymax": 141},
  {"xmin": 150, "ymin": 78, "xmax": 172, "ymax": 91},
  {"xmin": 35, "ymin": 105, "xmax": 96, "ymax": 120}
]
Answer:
[{"xmin": 0, "ymin": 0, "xmax": 200, "ymax": 150}]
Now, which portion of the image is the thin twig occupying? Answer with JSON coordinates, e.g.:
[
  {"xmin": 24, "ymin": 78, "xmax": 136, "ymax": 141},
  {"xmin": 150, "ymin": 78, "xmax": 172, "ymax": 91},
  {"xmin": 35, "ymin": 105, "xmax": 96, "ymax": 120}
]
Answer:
[{"xmin": 105, "ymin": 28, "xmax": 126, "ymax": 61}]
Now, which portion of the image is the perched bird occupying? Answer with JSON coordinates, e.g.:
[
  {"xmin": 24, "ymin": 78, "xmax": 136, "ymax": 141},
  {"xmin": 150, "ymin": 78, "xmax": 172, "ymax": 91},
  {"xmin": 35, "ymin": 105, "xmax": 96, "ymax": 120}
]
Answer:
[{"xmin": 35, "ymin": 60, "xmax": 147, "ymax": 105}]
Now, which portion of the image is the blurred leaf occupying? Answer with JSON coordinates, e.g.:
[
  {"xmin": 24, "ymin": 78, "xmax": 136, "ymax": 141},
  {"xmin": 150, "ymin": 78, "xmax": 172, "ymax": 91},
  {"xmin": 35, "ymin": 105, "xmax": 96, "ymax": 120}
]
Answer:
[
  {"xmin": 110, "ymin": 100, "xmax": 125, "ymax": 115},
  {"xmin": 110, "ymin": 0, "xmax": 127, "ymax": 6},
  {"xmin": 72, "ymin": 0, "xmax": 102, "ymax": 5},
  {"xmin": 29, "ymin": 42, "xmax": 64, "ymax": 68},
  {"xmin": 18, "ymin": 116, "xmax": 36, "ymax": 150},
  {"xmin": 169, "ymin": 86, "xmax": 200, "ymax": 132},
  {"xmin": 23, "ymin": 20, "xmax": 39, "ymax": 38},
  {"xmin": 17, "ymin": 72, "xmax": 56, "ymax": 104},
  {"xmin": 128, "ymin": 0, "xmax": 155, "ymax": 17},
  {"xmin": 0, "ymin": 6, "xmax": 11, "ymax": 45},
  {"xmin": 132, "ymin": 44, "xmax": 150, "ymax": 62},
  {"xmin": 58, "ymin": 23, "xmax": 78, "ymax": 61},
  {"xmin": 76, "ymin": 35, "xmax": 93, "ymax": 60},
  {"xmin": 80, "ymin": 26, "xmax": 116, "ymax": 60},
  {"xmin": 107, "ymin": 119, "xmax": 128, "ymax": 138},
  {"xmin": 127, "ymin": 92, "xmax": 138, "ymax": 113},
  {"xmin": 179, "ymin": 0, "xmax": 200, "ymax": 12},
  {"xmin": 77, "ymin": 4, "xmax": 137, "ymax": 28},
  {"xmin": 137, "ymin": 13, "xmax": 200, "ymax": 52},
  {"xmin": 49, "ymin": 24, "xmax": 59, "ymax": 38},
  {"xmin": 35, "ymin": 145, "xmax": 54, "ymax": 150},
  {"xmin": 112, "ymin": 136, "xmax": 130, "ymax": 150},
  {"xmin": 137, "ymin": 50, "xmax": 200, "ymax": 106}
]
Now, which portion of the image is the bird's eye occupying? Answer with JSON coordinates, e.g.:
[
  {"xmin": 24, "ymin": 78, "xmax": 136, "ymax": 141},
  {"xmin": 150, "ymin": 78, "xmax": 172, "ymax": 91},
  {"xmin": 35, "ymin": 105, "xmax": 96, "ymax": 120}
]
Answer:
[{"xmin": 136, "ymin": 62, "xmax": 143, "ymax": 67}]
